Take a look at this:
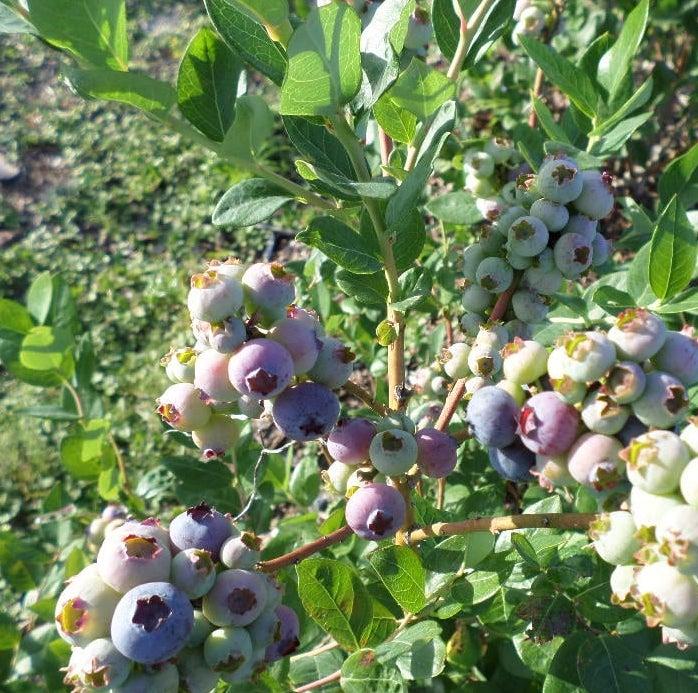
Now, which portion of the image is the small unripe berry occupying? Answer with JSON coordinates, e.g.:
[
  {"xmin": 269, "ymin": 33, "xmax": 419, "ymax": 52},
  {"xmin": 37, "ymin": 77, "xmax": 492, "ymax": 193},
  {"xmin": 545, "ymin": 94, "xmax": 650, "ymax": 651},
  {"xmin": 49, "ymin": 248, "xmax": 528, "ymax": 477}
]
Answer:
[
  {"xmin": 476, "ymin": 257, "xmax": 514, "ymax": 293},
  {"xmin": 465, "ymin": 172, "xmax": 495, "ymax": 197},
  {"xmin": 157, "ymin": 383, "xmax": 211, "ymax": 432},
  {"xmin": 188, "ymin": 270, "xmax": 243, "ymax": 323},
  {"xmin": 591, "ymin": 233, "xmax": 612, "ymax": 266},
  {"xmin": 556, "ymin": 331, "xmax": 616, "ymax": 383},
  {"xmin": 631, "ymin": 371, "xmax": 689, "ymax": 428},
  {"xmin": 269, "ymin": 317, "xmax": 322, "ymax": 374},
  {"xmin": 553, "ymin": 232, "xmax": 593, "ymax": 278},
  {"xmin": 203, "ymin": 569, "xmax": 268, "ymax": 627},
  {"xmin": 308, "ymin": 336, "xmax": 355, "ymax": 389},
  {"xmin": 484, "ymin": 137, "xmax": 515, "ymax": 163},
  {"xmin": 460, "ymin": 312, "xmax": 484, "ymax": 337},
  {"xmin": 589, "ymin": 511, "xmax": 640, "ymax": 565},
  {"xmin": 171, "ymin": 548, "xmax": 217, "ymax": 599},
  {"xmin": 534, "ymin": 453, "xmax": 574, "ymax": 490},
  {"xmin": 530, "ymin": 198, "xmax": 569, "ymax": 232},
  {"xmin": 192, "ymin": 414, "xmax": 240, "ymax": 460},
  {"xmin": 621, "ymin": 430, "xmax": 689, "ymax": 495},
  {"xmin": 467, "ymin": 342, "xmax": 502, "ymax": 378},
  {"xmin": 522, "ymin": 263, "xmax": 563, "ymax": 296},
  {"xmin": 325, "ymin": 460, "xmax": 354, "ymax": 495},
  {"xmin": 573, "ymin": 170, "xmax": 614, "ymax": 219},
  {"xmin": 563, "ymin": 214, "xmax": 597, "ymax": 241},
  {"xmin": 630, "ymin": 485, "xmax": 683, "ymax": 529},
  {"xmin": 567, "ymin": 433, "xmax": 623, "ymax": 490},
  {"xmin": 633, "ymin": 561, "xmax": 698, "ymax": 628},
  {"xmin": 203, "ymin": 626, "xmax": 253, "ymax": 672},
  {"xmin": 369, "ymin": 429, "xmax": 418, "ymax": 476},
  {"xmin": 162, "ymin": 347, "xmax": 197, "ymax": 384},
  {"xmin": 441, "ymin": 342, "xmax": 471, "ymax": 380},
  {"xmin": 345, "ymin": 483, "xmax": 406, "ymax": 541},
  {"xmin": 495, "ymin": 206, "xmax": 527, "ymax": 237},
  {"xmin": 376, "ymin": 412, "xmax": 416, "ymax": 434},
  {"xmin": 463, "ymin": 245, "xmax": 486, "ymax": 281},
  {"xmin": 537, "ymin": 157, "xmax": 583, "ymax": 204},
  {"xmin": 604, "ymin": 361, "xmax": 646, "ymax": 404},
  {"xmin": 220, "ymin": 532, "xmax": 261, "ymax": 569},
  {"xmin": 194, "ymin": 349, "xmax": 239, "ymax": 403},
  {"xmin": 656, "ymin": 505, "xmax": 698, "ymax": 574},
  {"xmin": 464, "ymin": 150, "xmax": 495, "ymax": 178},
  {"xmin": 581, "ymin": 389, "xmax": 630, "ymax": 435},
  {"xmin": 461, "ymin": 281, "xmax": 493, "ymax": 314},
  {"xmin": 511, "ymin": 289, "xmax": 549, "ymax": 323},
  {"xmin": 608, "ymin": 308, "xmax": 667, "ymax": 362},
  {"xmin": 652, "ymin": 330, "xmax": 698, "ymax": 386},
  {"xmin": 610, "ymin": 564, "xmax": 636, "ymax": 606},
  {"xmin": 507, "ymin": 216, "xmax": 549, "ymax": 257},
  {"xmin": 501, "ymin": 338, "xmax": 548, "ymax": 385},
  {"xmin": 506, "ymin": 249, "xmax": 533, "ymax": 270},
  {"xmin": 73, "ymin": 638, "xmax": 132, "ymax": 690}
]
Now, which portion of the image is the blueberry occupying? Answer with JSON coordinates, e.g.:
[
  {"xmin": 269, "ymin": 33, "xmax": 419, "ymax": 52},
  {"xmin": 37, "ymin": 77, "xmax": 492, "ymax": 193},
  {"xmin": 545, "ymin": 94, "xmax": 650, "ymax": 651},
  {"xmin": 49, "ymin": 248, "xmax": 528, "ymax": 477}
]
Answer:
[
  {"xmin": 193, "ymin": 349, "xmax": 239, "ymax": 403},
  {"xmin": 369, "ymin": 429, "xmax": 418, "ymax": 476},
  {"xmin": 220, "ymin": 532, "xmax": 262, "ymax": 569},
  {"xmin": 191, "ymin": 414, "xmax": 240, "ymax": 460},
  {"xmin": 507, "ymin": 216, "xmax": 549, "ymax": 257},
  {"xmin": 376, "ymin": 412, "xmax": 416, "ymax": 434},
  {"xmin": 345, "ymin": 483, "xmax": 406, "ymax": 541},
  {"xmin": 680, "ymin": 458, "xmax": 698, "ymax": 507},
  {"xmin": 177, "ymin": 648, "xmax": 219, "ymax": 693},
  {"xmin": 163, "ymin": 347, "xmax": 197, "ymax": 384},
  {"xmin": 511, "ymin": 289, "xmax": 549, "ymax": 323},
  {"xmin": 55, "ymin": 565, "xmax": 120, "ymax": 647},
  {"xmin": 518, "ymin": 391, "xmax": 580, "ymax": 456},
  {"xmin": 589, "ymin": 511, "xmax": 640, "ymax": 565},
  {"xmin": 269, "ymin": 317, "xmax": 322, "ymax": 375},
  {"xmin": 681, "ymin": 420, "xmax": 698, "ymax": 455},
  {"xmin": 102, "ymin": 504, "xmax": 128, "ymax": 522},
  {"xmin": 187, "ymin": 270, "xmax": 243, "ymax": 323},
  {"xmin": 463, "ymin": 245, "xmax": 487, "ymax": 281},
  {"xmin": 476, "ymin": 257, "xmax": 514, "ymax": 293},
  {"xmin": 522, "ymin": 263, "xmax": 563, "ymax": 296},
  {"xmin": 534, "ymin": 453, "xmax": 574, "ymax": 490},
  {"xmin": 207, "ymin": 257, "xmax": 246, "ymax": 281},
  {"xmin": 325, "ymin": 460, "xmax": 354, "ymax": 495},
  {"xmin": 573, "ymin": 170, "xmax": 614, "ymax": 219},
  {"xmin": 157, "ymin": 383, "xmax": 211, "ymax": 432},
  {"xmin": 496, "ymin": 379, "xmax": 526, "ymax": 406},
  {"xmin": 631, "ymin": 371, "xmax": 689, "ymax": 428},
  {"xmin": 246, "ymin": 608, "xmax": 281, "ymax": 650},
  {"xmin": 327, "ymin": 418, "xmax": 376, "ymax": 465},
  {"xmin": 114, "ymin": 518, "xmax": 171, "ymax": 548},
  {"xmin": 228, "ymin": 338, "xmax": 295, "ymax": 400},
  {"xmin": 630, "ymin": 485, "xmax": 683, "ymax": 530},
  {"xmin": 464, "ymin": 150, "xmax": 495, "ymax": 178},
  {"xmin": 604, "ymin": 361, "xmax": 646, "ymax": 404},
  {"xmin": 169, "ymin": 502, "xmax": 235, "ymax": 559},
  {"xmin": 441, "ymin": 342, "xmax": 471, "ymax": 379},
  {"xmin": 461, "ymin": 281, "xmax": 493, "ymax": 314},
  {"xmin": 553, "ymin": 232, "xmax": 593, "ymax": 278},
  {"xmin": 199, "ymin": 317, "xmax": 247, "ymax": 354},
  {"xmin": 656, "ymin": 505, "xmax": 698, "ymax": 574},
  {"xmin": 501, "ymin": 338, "xmax": 548, "ymax": 385},
  {"xmin": 652, "ymin": 330, "xmax": 698, "ymax": 386},
  {"xmin": 591, "ymin": 233, "xmax": 612, "ymax": 266},
  {"xmin": 506, "ymin": 249, "xmax": 533, "ymax": 270},
  {"xmin": 415, "ymin": 428, "xmax": 458, "ymax": 479},
  {"xmin": 264, "ymin": 605, "xmax": 300, "ymax": 662},
  {"xmin": 488, "ymin": 440, "xmax": 535, "ymax": 481},
  {"xmin": 203, "ymin": 626, "xmax": 253, "ymax": 674},
  {"xmin": 202, "ymin": 569, "xmax": 268, "ymax": 627},
  {"xmin": 608, "ymin": 308, "xmax": 667, "ymax": 362},
  {"xmin": 272, "ymin": 382, "xmax": 340, "ymax": 442},
  {"xmin": 634, "ymin": 561, "xmax": 698, "ymax": 628},
  {"xmin": 563, "ymin": 214, "xmax": 597, "ymax": 241},
  {"xmin": 466, "ymin": 386, "xmax": 519, "ymax": 448},
  {"xmin": 566, "ymin": 433, "xmax": 623, "ymax": 490},
  {"xmin": 530, "ymin": 198, "xmax": 569, "ymax": 232},
  {"xmin": 484, "ymin": 137, "xmax": 515, "ymax": 164},
  {"xmin": 495, "ymin": 206, "xmax": 527, "ymax": 237},
  {"xmin": 610, "ymin": 564, "xmax": 636, "ymax": 606},
  {"xmin": 515, "ymin": 172, "xmax": 540, "ymax": 206},
  {"xmin": 557, "ymin": 331, "xmax": 616, "ymax": 383},
  {"xmin": 465, "ymin": 172, "xmax": 495, "ymax": 197},
  {"xmin": 478, "ymin": 226, "xmax": 505, "ymax": 254},
  {"xmin": 111, "ymin": 582, "xmax": 193, "ymax": 665},
  {"xmin": 308, "ymin": 336, "xmax": 356, "ymax": 389},
  {"xmin": 241, "ymin": 262, "xmax": 295, "ymax": 326},
  {"xmin": 97, "ymin": 531, "xmax": 172, "ymax": 594},
  {"xmin": 110, "ymin": 662, "xmax": 179, "ymax": 692},
  {"xmin": 621, "ymin": 430, "xmax": 689, "ymax": 495},
  {"xmin": 581, "ymin": 389, "xmax": 630, "ymax": 435},
  {"xmin": 73, "ymin": 638, "xmax": 132, "ymax": 690},
  {"xmin": 476, "ymin": 197, "xmax": 503, "ymax": 222},
  {"xmin": 170, "ymin": 549, "xmax": 217, "ymax": 599},
  {"xmin": 616, "ymin": 415, "xmax": 648, "ymax": 447},
  {"xmin": 187, "ymin": 610, "xmax": 214, "ymax": 648},
  {"xmin": 537, "ymin": 156, "xmax": 583, "ymax": 204}
]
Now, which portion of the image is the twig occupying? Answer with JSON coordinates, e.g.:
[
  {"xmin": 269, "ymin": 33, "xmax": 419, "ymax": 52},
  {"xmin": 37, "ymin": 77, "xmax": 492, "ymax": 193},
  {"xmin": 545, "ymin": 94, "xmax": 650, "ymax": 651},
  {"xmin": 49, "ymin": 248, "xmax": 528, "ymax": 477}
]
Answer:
[
  {"xmin": 435, "ymin": 378, "xmax": 467, "ymax": 432},
  {"xmin": 257, "ymin": 525, "xmax": 353, "ymax": 573},
  {"xmin": 108, "ymin": 433, "xmax": 132, "ymax": 494},
  {"xmin": 343, "ymin": 380, "xmax": 389, "ymax": 416},
  {"xmin": 528, "ymin": 67, "xmax": 545, "ymax": 128},
  {"xmin": 437, "ymin": 478, "xmax": 446, "ymax": 510},
  {"xmin": 290, "ymin": 641, "xmax": 338, "ymax": 663},
  {"xmin": 378, "ymin": 127, "xmax": 393, "ymax": 171},
  {"xmin": 294, "ymin": 670, "xmax": 342, "ymax": 692}
]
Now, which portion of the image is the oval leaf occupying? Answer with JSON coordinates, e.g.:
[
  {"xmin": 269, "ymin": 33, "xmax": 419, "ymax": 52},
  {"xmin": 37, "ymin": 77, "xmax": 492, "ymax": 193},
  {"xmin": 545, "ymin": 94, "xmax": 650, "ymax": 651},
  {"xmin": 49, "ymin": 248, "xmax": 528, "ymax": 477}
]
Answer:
[{"xmin": 212, "ymin": 178, "xmax": 293, "ymax": 227}]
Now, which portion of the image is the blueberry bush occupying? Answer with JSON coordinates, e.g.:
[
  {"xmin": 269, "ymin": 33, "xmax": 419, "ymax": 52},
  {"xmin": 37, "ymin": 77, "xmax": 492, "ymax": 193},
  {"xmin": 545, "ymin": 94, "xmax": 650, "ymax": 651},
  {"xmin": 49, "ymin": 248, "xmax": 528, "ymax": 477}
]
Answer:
[{"xmin": 1, "ymin": 0, "xmax": 698, "ymax": 690}]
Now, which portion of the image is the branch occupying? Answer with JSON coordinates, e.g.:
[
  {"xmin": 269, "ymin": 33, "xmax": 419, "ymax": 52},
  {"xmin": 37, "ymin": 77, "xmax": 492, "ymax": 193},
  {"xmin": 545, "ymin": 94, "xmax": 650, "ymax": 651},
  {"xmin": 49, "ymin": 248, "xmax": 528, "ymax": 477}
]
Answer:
[
  {"xmin": 435, "ymin": 378, "xmax": 467, "ymax": 432},
  {"xmin": 343, "ymin": 380, "xmax": 390, "ymax": 416},
  {"xmin": 294, "ymin": 670, "xmax": 341, "ymax": 692}
]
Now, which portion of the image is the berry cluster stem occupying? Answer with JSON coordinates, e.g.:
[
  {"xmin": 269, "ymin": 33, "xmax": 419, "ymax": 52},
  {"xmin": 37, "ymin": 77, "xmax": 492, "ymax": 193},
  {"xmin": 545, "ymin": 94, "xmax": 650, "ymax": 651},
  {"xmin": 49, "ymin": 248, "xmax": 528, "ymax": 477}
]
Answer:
[{"xmin": 342, "ymin": 380, "xmax": 390, "ymax": 416}]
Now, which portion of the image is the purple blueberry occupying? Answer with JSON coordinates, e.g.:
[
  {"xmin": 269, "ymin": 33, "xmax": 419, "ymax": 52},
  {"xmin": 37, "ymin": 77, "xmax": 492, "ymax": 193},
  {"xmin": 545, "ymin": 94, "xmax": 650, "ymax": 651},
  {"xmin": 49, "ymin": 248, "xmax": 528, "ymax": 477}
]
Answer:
[
  {"xmin": 97, "ymin": 532, "xmax": 172, "ymax": 594},
  {"xmin": 553, "ymin": 232, "xmax": 593, "ymax": 278},
  {"xmin": 169, "ymin": 502, "xmax": 235, "ymax": 559},
  {"xmin": 157, "ymin": 383, "xmax": 211, "ymax": 432},
  {"xmin": 507, "ymin": 216, "xmax": 549, "ymax": 257},
  {"xmin": 631, "ymin": 371, "xmax": 689, "ymax": 428},
  {"xmin": 55, "ymin": 564, "xmax": 120, "ymax": 647},
  {"xmin": 327, "ymin": 418, "xmax": 376, "ymax": 465},
  {"xmin": 466, "ymin": 386, "xmax": 519, "ymax": 448},
  {"xmin": 187, "ymin": 270, "xmax": 243, "ymax": 323},
  {"xmin": 170, "ymin": 549, "xmax": 217, "ymax": 599},
  {"xmin": 345, "ymin": 483, "xmax": 406, "ymax": 541},
  {"xmin": 242, "ymin": 262, "xmax": 295, "ymax": 326},
  {"xmin": 307, "ymin": 336, "xmax": 356, "ymax": 389},
  {"xmin": 415, "ymin": 427, "xmax": 458, "ymax": 479},
  {"xmin": 247, "ymin": 608, "xmax": 281, "ymax": 650},
  {"xmin": 608, "ymin": 308, "xmax": 667, "ymax": 362},
  {"xmin": 269, "ymin": 317, "xmax": 322, "ymax": 374},
  {"xmin": 228, "ymin": 338, "xmax": 294, "ymax": 399},
  {"xmin": 591, "ymin": 233, "xmax": 612, "ymax": 266},
  {"xmin": 264, "ymin": 605, "xmax": 300, "ymax": 662},
  {"xmin": 194, "ymin": 349, "xmax": 238, "ymax": 403},
  {"xmin": 488, "ymin": 441, "xmax": 535, "ymax": 482},
  {"xmin": 566, "ymin": 433, "xmax": 623, "ymax": 490},
  {"xmin": 573, "ymin": 170, "xmax": 614, "ymax": 219},
  {"xmin": 203, "ymin": 626, "xmax": 253, "ymax": 673},
  {"xmin": 537, "ymin": 156, "xmax": 583, "ymax": 204},
  {"xmin": 653, "ymin": 330, "xmax": 698, "ymax": 386},
  {"xmin": 203, "ymin": 569, "xmax": 268, "ymax": 627},
  {"xmin": 272, "ymin": 382, "xmax": 340, "ymax": 442},
  {"xmin": 518, "ymin": 391, "xmax": 580, "ymax": 456},
  {"xmin": 111, "ymin": 582, "xmax": 193, "ymax": 665},
  {"xmin": 616, "ymin": 415, "xmax": 648, "ymax": 447}
]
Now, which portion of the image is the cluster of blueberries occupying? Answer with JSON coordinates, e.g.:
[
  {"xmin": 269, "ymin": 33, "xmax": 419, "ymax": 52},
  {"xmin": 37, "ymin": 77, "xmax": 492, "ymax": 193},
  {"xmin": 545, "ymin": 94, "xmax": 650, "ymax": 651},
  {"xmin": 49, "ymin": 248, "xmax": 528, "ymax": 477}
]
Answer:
[
  {"xmin": 462, "ymin": 147, "xmax": 613, "ymax": 331},
  {"xmin": 58, "ymin": 503, "xmax": 298, "ymax": 692},
  {"xmin": 323, "ymin": 413, "xmax": 458, "ymax": 541},
  {"xmin": 158, "ymin": 260, "xmax": 355, "ymax": 458},
  {"xmin": 459, "ymin": 310, "xmax": 698, "ymax": 645}
]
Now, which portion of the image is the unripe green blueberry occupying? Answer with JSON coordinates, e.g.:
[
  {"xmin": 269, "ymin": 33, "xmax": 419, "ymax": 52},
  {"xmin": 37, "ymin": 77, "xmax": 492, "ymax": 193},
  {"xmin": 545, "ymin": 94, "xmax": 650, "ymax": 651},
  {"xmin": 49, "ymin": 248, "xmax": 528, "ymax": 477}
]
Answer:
[
  {"xmin": 188, "ymin": 270, "xmax": 243, "ymax": 323},
  {"xmin": 188, "ymin": 610, "xmax": 214, "ymax": 648},
  {"xmin": 506, "ymin": 249, "xmax": 533, "ymax": 270},
  {"xmin": 238, "ymin": 395, "xmax": 263, "ymax": 419},
  {"xmin": 563, "ymin": 214, "xmax": 597, "ymax": 241},
  {"xmin": 74, "ymin": 638, "xmax": 132, "ymax": 690},
  {"xmin": 507, "ymin": 216, "xmax": 549, "ymax": 257},
  {"xmin": 556, "ymin": 331, "xmax": 616, "ymax": 383},
  {"xmin": 203, "ymin": 569, "xmax": 268, "ymax": 627},
  {"xmin": 441, "ymin": 342, "xmax": 471, "ymax": 379},
  {"xmin": 193, "ymin": 317, "xmax": 247, "ymax": 354},
  {"xmin": 553, "ymin": 232, "xmax": 593, "ymax": 278},
  {"xmin": 608, "ymin": 308, "xmax": 667, "ymax": 362},
  {"xmin": 621, "ymin": 430, "xmax": 689, "ymax": 495},
  {"xmin": 566, "ymin": 433, "xmax": 624, "ymax": 490},
  {"xmin": 157, "ymin": 383, "xmax": 211, "ymax": 432},
  {"xmin": 573, "ymin": 170, "xmax": 614, "ymax": 219},
  {"xmin": 501, "ymin": 338, "xmax": 548, "ymax": 384},
  {"xmin": 610, "ymin": 564, "xmax": 637, "ymax": 606},
  {"xmin": 515, "ymin": 173, "xmax": 540, "ymax": 206},
  {"xmin": 495, "ymin": 206, "xmax": 527, "ymax": 237},
  {"xmin": 581, "ymin": 389, "xmax": 630, "ymax": 435},
  {"xmin": 522, "ymin": 262, "xmax": 563, "ymax": 296},
  {"xmin": 633, "ymin": 561, "xmax": 698, "ymax": 628},
  {"xmin": 376, "ymin": 412, "xmax": 416, "ymax": 435},
  {"xmin": 465, "ymin": 375, "xmax": 492, "ymax": 396},
  {"xmin": 551, "ymin": 375, "xmax": 587, "ymax": 405},
  {"xmin": 461, "ymin": 281, "xmax": 493, "ymax": 313},
  {"xmin": 589, "ymin": 511, "xmax": 640, "ymax": 565},
  {"xmin": 537, "ymin": 156, "xmax": 583, "ymax": 204},
  {"xmin": 478, "ymin": 226, "xmax": 505, "ymax": 255},
  {"xmin": 680, "ymin": 458, "xmax": 698, "ymax": 507},
  {"xmin": 460, "ymin": 312, "xmax": 483, "ymax": 337},
  {"xmin": 204, "ymin": 627, "xmax": 253, "ymax": 674},
  {"xmin": 220, "ymin": 532, "xmax": 262, "ymax": 570},
  {"xmin": 346, "ymin": 467, "xmax": 387, "ymax": 496},
  {"xmin": 207, "ymin": 257, "xmax": 246, "ymax": 281},
  {"xmin": 500, "ymin": 181, "xmax": 518, "ymax": 205},
  {"xmin": 178, "ymin": 647, "xmax": 219, "ymax": 693},
  {"xmin": 464, "ymin": 150, "xmax": 495, "ymax": 178},
  {"xmin": 369, "ymin": 429, "xmax": 418, "ymax": 476},
  {"xmin": 325, "ymin": 461, "xmax": 354, "ymax": 495},
  {"xmin": 511, "ymin": 289, "xmax": 549, "ymax": 323},
  {"xmin": 652, "ymin": 330, "xmax": 698, "ymax": 386},
  {"xmin": 534, "ymin": 453, "xmax": 574, "ymax": 490},
  {"xmin": 604, "ymin": 361, "xmax": 646, "ymax": 404},
  {"xmin": 631, "ymin": 371, "xmax": 689, "ymax": 428},
  {"xmin": 468, "ymin": 343, "xmax": 502, "ymax": 378},
  {"xmin": 162, "ymin": 347, "xmax": 197, "ymax": 384},
  {"xmin": 246, "ymin": 608, "xmax": 281, "ymax": 651},
  {"xmin": 497, "ymin": 379, "xmax": 526, "ymax": 406},
  {"xmin": 475, "ymin": 197, "xmax": 503, "ymax": 222},
  {"xmin": 530, "ymin": 198, "xmax": 569, "ymax": 231},
  {"xmin": 484, "ymin": 137, "xmax": 515, "ymax": 164},
  {"xmin": 87, "ymin": 517, "xmax": 110, "ymax": 547},
  {"xmin": 630, "ymin": 485, "xmax": 683, "ymax": 529},
  {"xmin": 192, "ymin": 414, "xmax": 240, "ymax": 461},
  {"xmin": 474, "ymin": 323, "xmax": 509, "ymax": 349},
  {"xmin": 465, "ymin": 172, "xmax": 496, "ymax": 198},
  {"xmin": 680, "ymin": 419, "xmax": 698, "ymax": 455},
  {"xmin": 463, "ymin": 244, "xmax": 486, "ymax": 281},
  {"xmin": 656, "ymin": 505, "xmax": 698, "ymax": 574},
  {"xmin": 171, "ymin": 548, "xmax": 217, "ymax": 599},
  {"xmin": 591, "ymin": 233, "xmax": 612, "ymax": 266},
  {"xmin": 476, "ymin": 257, "xmax": 513, "ymax": 293}
]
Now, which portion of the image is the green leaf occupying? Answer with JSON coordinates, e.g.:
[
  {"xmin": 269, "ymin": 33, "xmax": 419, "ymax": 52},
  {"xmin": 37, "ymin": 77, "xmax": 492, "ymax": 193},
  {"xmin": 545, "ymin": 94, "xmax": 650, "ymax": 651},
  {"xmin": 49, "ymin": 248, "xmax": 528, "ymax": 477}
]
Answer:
[
  {"xmin": 19, "ymin": 326, "xmax": 72, "ymax": 372},
  {"xmin": 659, "ymin": 143, "xmax": 698, "ymax": 206},
  {"xmin": 212, "ymin": 178, "xmax": 293, "ymax": 228},
  {"xmin": 177, "ymin": 26, "xmax": 242, "ymax": 142},
  {"xmin": 543, "ymin": 632, "xmax": 592, "ymax": 693},
  {"xmin": 0, "ymin": 614, "xmax": 20, "ymax": 651},
  {"xmin": 533, "ymin": 97, "xmax": 572, "ymax": 144},
  {"xmin": 0, "ymin": 299, "xmax": 33, "ymax": 336},
  {"xmin": 0, "ymin": 3, "xmax": 35, "ymax": 34},
  {"xmin": 162, "ymin": 456, "xmax": 241, "ymax": 512},
  {"xmin": 576, "ymin": 634, "xmax": 652, "ymax": 693},
  {"xmin": 519, "ymin": 36, "xmax": 599, "ymax": 118},
  {"xmin": 204, "ymin": 0, "xmax": 287, "ymax": 85},
  {"xmin": 221, "ymin": 95, "xmax": 274, "ymax": 161},
  {"xmin": 432, "ymin": 0, "xmax": 459, "ymax": 59},
  {"xmin": 387, "ymin": 58, "xmax": 455, "ymax": 121},
  {"xmin": 654, "ymin": 288, "xmax": 698, "ymax": 315},
  {"xmin": 368, "ymin": 545, "xmax": 426, "ymax": 614},
  {"xmin": 392, "ymin": 210, "xmax": 426, "ymax": 273},
  {"xmin": 463, "ymin": 0, "xmax": 516, "ymax": 69},
  {"xmin": 591, "ymin": 112, "xmax": 652, "ymax": 156},
  {"xmin": 579, "ymin": 33, "xmax": 613, "ymax": 92},
  {"xmin": 592, "ymin": 77, "xmax": 653, "ymax": 136},
  {"xmin": 336, "ymin": 269, "xmax": 388, "ymax": 308},
  {"xmin": 226, "ymin": 0, "xmax": 289, "ymax": 30},
  {"xmin": 514, "ymin": 122, "xmax": 545, "ymax": 170},
  {"xmin": 425, "ymin": 191, "xmax": 481, "ymax": 225},
  {"xmin": 511, "ymin": 533, "xmax": 539, "ymax": 567},
  {"xmin": 280, "ymin": 3, "xmax": 362, "ymax": 116},
  {"xmin": 373, "ymin": 93, "xmax": 418, "ymax": 144},
  {"xmin": 291, "ymin": 650, "xmax": 345, "ymax": 691},
  {"xmin": 66, "ymin": 68, "xmax": 176, "ymax": 114},
  {"xmin": 26, "ymin": 271, "xmax": 53, "ymax": 325},
  {"xmin": 296, "ymin": 558, "xmax": 373, "ymax": 652},
  {"xmin": 377, "ymin": 620, "xmax": 446, "ymax": 680},
  {"xmin": 27, "ymin": 0, "xmax": 128, "ymax": 70},
  {"xmin": 627, "ymin": 242, "xmax": 656, "ymax": 306},
  {"xmin": 17, "ymin": 405, "xmax": 81, "ymax": 421},
  {"xmin": 649, "ymin": 195, "xmax": 697, "ymax": 300},
  {"xmin": 597, "ymin": 0, "xmax": 649, "ymax": 100},
  {"xmin": 298, "ymin": 217, "xmax": 382, "ymax": 274},
  {"xmin": 341, "ymin": 650, "xmax": 406, "ymax": 692},
  {"xmin": 60, "ymin": 419, "xmax": 110, "ymax": 480},
  {"xmin": 592, "ymin": 286, "xmax": 635, "ymax": 315}
]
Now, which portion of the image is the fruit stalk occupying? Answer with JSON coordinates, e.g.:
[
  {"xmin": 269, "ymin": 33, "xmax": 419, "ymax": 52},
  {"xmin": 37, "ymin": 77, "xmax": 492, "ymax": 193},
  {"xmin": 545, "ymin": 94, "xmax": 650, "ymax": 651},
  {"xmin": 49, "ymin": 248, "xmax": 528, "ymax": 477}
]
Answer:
[{"xmin": 343, "ymin": 380, "xmax": 390, "ymax": 416}]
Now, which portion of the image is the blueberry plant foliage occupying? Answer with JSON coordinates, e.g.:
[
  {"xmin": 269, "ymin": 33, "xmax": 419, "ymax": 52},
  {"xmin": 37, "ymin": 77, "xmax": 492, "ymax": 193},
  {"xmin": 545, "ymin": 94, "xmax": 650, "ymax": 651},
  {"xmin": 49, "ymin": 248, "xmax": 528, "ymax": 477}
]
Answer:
[{"xmin": 1, "ymin": 0, "xmax": 698, "ymax": 690}]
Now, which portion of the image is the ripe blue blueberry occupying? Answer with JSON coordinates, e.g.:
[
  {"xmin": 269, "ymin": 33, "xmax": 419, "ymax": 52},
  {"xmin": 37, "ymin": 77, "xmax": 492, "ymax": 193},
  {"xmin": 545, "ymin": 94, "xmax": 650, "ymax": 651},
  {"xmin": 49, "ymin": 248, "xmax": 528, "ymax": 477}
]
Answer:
[
  {"xmin": 488, "ymin": 441, "xmax": 535, "ymax": 482},
  {"xmin": 272, "ymin": 382, "xmax": 340, "ymax": 442},
  {"xmin": 169, "ymin": 502, "xmax": 234, "ymax": 559},
  {"xmin": 518, "ymin": 391, "xmax": 580, "ymax": 456},
  {"xmin": 466, "ymin": 386, "xmax": 519, "ymax": 448},
  {"xmin": 327, "ymin": 418, "xmax": 376, "ymax": 465},
  {"xmin": 264, "ymin": 605, "xmax": 300, "ymax": 662},
  {"xmin": 415, "ymin": 428, "xmax": 458, "ymax": 479},
  {"xmin": 228, "ymin": 338, "xmax": 294, "ymax": 400},
  {"xmin": 345, "ymin": 483, "xmax": 406, "ymax": 541}
]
